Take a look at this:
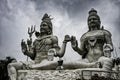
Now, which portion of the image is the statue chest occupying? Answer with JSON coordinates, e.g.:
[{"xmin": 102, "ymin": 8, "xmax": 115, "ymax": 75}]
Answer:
[
  {"xmin": 35, "ymin": 38, "xmax": 53, "ymax": 52},
  {"xmin": 83, "ymin": 30, "xmax": 105, "ymax": 47},
  {"xmin": 86, "ymin": 30, "xmax": 105, "ymax": 39}
]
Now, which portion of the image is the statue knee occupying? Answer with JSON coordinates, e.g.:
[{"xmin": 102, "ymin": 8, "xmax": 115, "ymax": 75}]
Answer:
[
  {"xmin": 98, "ymin": 57, "xmax": 113, "ymax": 70},
  {"xmin": 7, "ymin": 63, "xmax": 17, "ymax": 71},
  {"xmin": 7, "ymin": 63, "xmax": 13, "ymax": 69},
  {"xmin": 7, "ymin": 63, "xmax": 17, "ymax": 74},
  {"xmin": 104, "ymin": 58, "xmax": 113, "ymax": 64},
  {"xmin": 99, "ymin": 57, "xmax": 112, "ymax": 63},
  {"xmin": 103, "ymin": 58, "xmax": 113, "ymax": 70}
]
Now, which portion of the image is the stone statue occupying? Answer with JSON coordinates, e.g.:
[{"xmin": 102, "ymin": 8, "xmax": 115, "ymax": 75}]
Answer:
[
  {"xmin": 69, "ymin": 8, "xmax": 113, "ymax": 70},
  {"xmin": 36, "ymin": 8, "xmax": 114, "ymax": 72},
  {"xmin": 71, "ymin": 8, "xmax": 113, "ymax": 62},
  {"xmin": 7, "ymin": 13, "xmax": 69, "ymax": 80}
]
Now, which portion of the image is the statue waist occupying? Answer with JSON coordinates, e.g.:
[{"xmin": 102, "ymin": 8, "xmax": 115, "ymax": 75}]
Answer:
[
  {"xmin": 36, "ymin": 49, "xmax": 48, "ymax": 52},
  {"xmin": 35, "ymin": 51, "xmax": 48, "ymax": 56},
  {"xmin": 34, "ymin": 55, "xmax": 48, "ymax": 63},
  {"xmin": 86, "ymin": 52, "xmax": 103, "ymax": 62}
]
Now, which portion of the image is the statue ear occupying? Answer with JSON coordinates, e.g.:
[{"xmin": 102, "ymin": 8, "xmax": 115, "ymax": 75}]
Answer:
[{"xmin": 48, "ymin": 30, "xmax": 52, "ymax": 35}]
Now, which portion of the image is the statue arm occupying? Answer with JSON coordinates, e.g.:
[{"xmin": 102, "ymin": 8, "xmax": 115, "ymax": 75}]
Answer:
[
  {"xmin": 21, "ymin": 39, "xmax": 36, "ymax": 60},
  {"xmin": 52, "ymin": 35, "xmax": 70, "ymax": 58},
  {"xmin": 72, "ymin": 43, "xmax": 83, "ymax": 55},
  {"xmin": 24, "ymin": 46, "xmax": 35, "ymax": 60},
  {"xmin": 71, "ymin": 36, "xmax": 84, "ymax": 55},
  {"xmin": 104, "ymin": 30, "xmax": 113, "ymax": 51}
]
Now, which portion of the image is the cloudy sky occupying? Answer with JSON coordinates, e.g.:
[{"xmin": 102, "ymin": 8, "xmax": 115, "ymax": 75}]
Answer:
[{"xmin": 0, "ymin": 0, "xmax": 120, "ymax": 61}]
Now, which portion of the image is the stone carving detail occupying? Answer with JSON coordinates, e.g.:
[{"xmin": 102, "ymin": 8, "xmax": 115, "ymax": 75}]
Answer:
[{"xmin": 18, "ymin": 69, "xmax": 119, "ymax": 80}]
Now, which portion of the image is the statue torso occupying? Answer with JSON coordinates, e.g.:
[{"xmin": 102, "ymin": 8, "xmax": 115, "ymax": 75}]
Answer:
[
  {"xmin": 33, "ymin": 35, "xmax": 57, "ymax": 63},
  {"xmin": 81, "ymin": 30, "xmax": 110, "ymax": 62}
]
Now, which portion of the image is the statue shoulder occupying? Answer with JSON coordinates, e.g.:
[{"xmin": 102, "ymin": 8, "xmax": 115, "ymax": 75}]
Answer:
[
  {"xmin": 80, "ymin": 32, "xmax": 88, "ymax": 41},
  {"xmin": 51, "ymin": 35, "xmax": 58, "ymax": 43},
  {"xmin": 102, "ymin": 29, "xmax": 112, "ymax": 36}
]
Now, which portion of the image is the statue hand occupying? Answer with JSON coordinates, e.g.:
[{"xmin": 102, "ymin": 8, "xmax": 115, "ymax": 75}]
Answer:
[
  {"xmin": 21, "ymin": 39, "xmax": 27, "ymax": 53},
  {"xmin": 27, "ymin": 38, "xmax": 32, "ymax": 46},
  {"xmin": 71, "ymin": 36, "xmax": 78, "ymax": 48},
  {"xmin": 95, "ymin": 61, "xmax": 101, "ymax": 68},
  {"xmin": 63, "ymin": 35, "xmax": 71, "ymax": 43}
]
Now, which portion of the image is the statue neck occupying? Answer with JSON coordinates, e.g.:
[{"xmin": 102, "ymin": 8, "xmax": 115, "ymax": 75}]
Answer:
[
  {"xmin": 91, "ymin": 27, "xmax": 98, "ymax": 30},
  {"xmin": 90, "ymin": 26, "xmax": 100, "ymax": 31},
  {"xmin": 40, "ymin": 33, "xmax": 48, "ymax": 37}
]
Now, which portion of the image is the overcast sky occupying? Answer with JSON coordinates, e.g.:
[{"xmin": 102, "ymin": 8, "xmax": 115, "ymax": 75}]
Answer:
[{"xmin": 0, "ymin": 0, "xmax": 120, "ymax": 61}]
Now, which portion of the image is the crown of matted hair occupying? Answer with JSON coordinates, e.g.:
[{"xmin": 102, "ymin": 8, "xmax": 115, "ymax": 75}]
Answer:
[
  {"xmin": 42, "ymin": 13, "xmax": 52, "ymax": 21},
  {"xmin": 89, "ymin": 8, "xmax": 97, "ymax": 15},
  {"xmin": 88, "ymin": 8, "xmax": 100, "ymax": 21},
  {"xmin": 41, "ymin": 13, "xmax": 53, "ymax": 30}
]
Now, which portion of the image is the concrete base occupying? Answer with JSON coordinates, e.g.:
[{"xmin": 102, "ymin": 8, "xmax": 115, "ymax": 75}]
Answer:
[
  {"xmin": 18, "ymin": 69, "xmax": 82, "ymax": 80},
  {"xmin": 17, "ymin": 68, "xmax": 119, "ymax": 80}
]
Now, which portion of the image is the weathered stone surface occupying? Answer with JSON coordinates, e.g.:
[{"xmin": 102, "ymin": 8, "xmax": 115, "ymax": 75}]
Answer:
[
  {"xmin": 18, "ymin": 68, "xmax": 120, "ymax": 80},
  {"xmin": 18, "ymin": 69, "xmax": 81, "ymax": 80},
  {"xmin": 17, "ymin": 68, "xmax": 97, "ymax": 80},
  {"xmin": 18, "ymin": 69, "xmax": 95, "ymax": 80}
]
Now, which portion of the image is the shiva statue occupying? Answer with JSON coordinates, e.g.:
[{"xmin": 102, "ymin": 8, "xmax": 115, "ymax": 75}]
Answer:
[{"xmin": 7, "ymin": 13, "xmax": 69, "ymax": 80}]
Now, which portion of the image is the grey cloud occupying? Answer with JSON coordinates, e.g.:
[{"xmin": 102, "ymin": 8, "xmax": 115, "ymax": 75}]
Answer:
[
  {"xmin": 31, "ymin": 0, "xmax": 120, "ymax": 32},
  {"xmin": 32, "ymin": 0, "xmax": 101, "ymax": 19}
]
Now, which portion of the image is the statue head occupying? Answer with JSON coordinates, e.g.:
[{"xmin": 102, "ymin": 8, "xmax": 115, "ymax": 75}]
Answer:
[
  {"xmin": 87, "ymin": 8, "xmax": 101, "ymax": 31},
  {"xmin": 40, "ymin": 13, "xmax": 53, "ymax": 35}
]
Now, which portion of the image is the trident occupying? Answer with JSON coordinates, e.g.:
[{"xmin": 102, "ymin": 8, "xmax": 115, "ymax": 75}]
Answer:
[
  {"xmin": 27, "ymin": 25, "xmax": 35, "ymax": 61},
  {"xmin": 28, "ymin": 25, "xmax": 35, "ymax": 38}
]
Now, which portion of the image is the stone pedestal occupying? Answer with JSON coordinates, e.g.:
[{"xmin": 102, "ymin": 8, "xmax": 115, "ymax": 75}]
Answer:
[
  {"xmin": 17, "ymin": 68, "xmax": 119, "ymax": 80},
  {"xmin": 18, "ymin": 69, "xmax": 82, "ymax": 80},
  {"xmin": 17, "ymin": 68, "xmax": 99, "ymax": 80}
]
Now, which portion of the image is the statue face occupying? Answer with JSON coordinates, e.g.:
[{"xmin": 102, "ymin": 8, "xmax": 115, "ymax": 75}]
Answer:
[
  {"xmin": 88, "ymin": 16, "xmax": 100, "ymax": 30},
  {"xmin": 40, "ymin": 22, "xmax": 50, "ymax": 33}
]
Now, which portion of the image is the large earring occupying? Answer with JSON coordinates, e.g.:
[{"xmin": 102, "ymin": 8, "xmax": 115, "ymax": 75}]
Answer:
[{"xmin": 48, "ymin": 30, "xmax": 51, "ymax": 35}]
